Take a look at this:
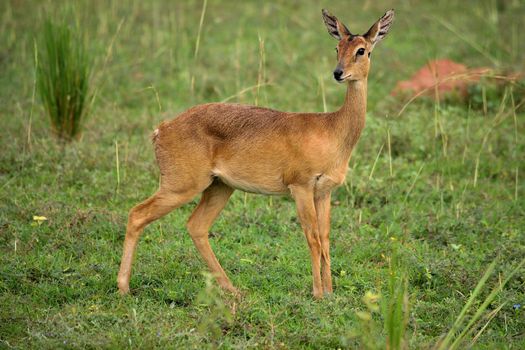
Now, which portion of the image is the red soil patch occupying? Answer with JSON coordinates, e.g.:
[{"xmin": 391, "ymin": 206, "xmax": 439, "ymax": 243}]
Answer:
[{"xmin": 392, "ymin": 59, "xmax": 492, "ymax": 99}]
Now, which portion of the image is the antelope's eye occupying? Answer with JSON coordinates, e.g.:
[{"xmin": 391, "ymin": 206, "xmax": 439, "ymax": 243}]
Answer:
[{"xmin": 357, "ymin": 48, "xmax": 365, "ymax": 56}]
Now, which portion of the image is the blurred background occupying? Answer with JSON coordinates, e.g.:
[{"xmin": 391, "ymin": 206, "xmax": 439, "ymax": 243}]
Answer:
[{"xmin": 1, "ymin": 0, "xmax": 524, "ymax": 348}]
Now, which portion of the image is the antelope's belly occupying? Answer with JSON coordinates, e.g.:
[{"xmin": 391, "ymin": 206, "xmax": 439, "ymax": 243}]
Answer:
[{"xmin": 211, "ymin": 167, "xmax": 289, "ymax": 195}]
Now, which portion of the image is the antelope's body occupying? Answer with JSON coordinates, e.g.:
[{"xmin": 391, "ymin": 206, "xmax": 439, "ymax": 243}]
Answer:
[
  {"xmin": 118, "ymin": 9, "xmax": 394, "ymax": 298},
  {"xmin": 155, "ymin": 88, "xmax": 365, "ymax": 195}
]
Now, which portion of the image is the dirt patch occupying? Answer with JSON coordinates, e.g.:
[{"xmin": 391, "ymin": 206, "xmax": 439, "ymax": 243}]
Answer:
[{"xmin": 392, "ymin": 59, "xmax": 493, "ymax": 99}]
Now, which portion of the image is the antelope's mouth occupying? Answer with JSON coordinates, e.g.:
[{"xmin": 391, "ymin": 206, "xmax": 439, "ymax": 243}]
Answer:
[{"xmin": 335, "ymin": 74, "xmax": 352, "ymax": 83}]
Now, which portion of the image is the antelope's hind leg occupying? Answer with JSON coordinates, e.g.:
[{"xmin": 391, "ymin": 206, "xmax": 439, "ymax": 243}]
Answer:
[
  {"xmin": 186, "ymin": 180, "xmax": 237, "ymax": 295},
  {"xmin": 117, "ymin": 188, "xmax": 200, "ymax": 295}
]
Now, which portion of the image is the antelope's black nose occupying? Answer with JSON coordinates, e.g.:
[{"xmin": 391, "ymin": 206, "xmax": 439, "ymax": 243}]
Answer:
[{"xmin": 333, "ymin": 68, "xmax": 343, "ymax": 81}]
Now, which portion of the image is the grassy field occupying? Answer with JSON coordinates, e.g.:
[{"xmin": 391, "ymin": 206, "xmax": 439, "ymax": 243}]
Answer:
[{"xmin": 1, "ymin": 0, "xmax": 524, "ymax": 348}]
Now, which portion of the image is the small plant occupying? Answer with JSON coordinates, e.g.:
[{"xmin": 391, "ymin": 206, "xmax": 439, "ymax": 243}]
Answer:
[
  {"xmin": 195, "ymin": 272, "xmax": 234, "ymax": 347},
  {"xmin": 347, "ymin": 247, "xmax": 410, "ymax": 350},
  {"xmin": 383, "ymin": 253, "xmax": 410, "ymax": 350},
  {"xmin": 37, "ymin": 18, "xmax": 92, "ymax": 142},
  {"xmin": 351, "ymin": 290, "xmax": 383, "ymax": 350}
]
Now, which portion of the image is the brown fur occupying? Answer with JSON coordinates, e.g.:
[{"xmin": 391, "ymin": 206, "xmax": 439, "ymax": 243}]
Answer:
[{"xmin": 117, "ymin": 9, "xmax": 394, "ymax": 299}]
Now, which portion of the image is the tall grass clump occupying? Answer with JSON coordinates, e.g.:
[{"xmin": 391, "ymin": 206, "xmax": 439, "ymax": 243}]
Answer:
[{"xmin": 37, "ymin": 18, "xmax": 92, "ymax": 142}]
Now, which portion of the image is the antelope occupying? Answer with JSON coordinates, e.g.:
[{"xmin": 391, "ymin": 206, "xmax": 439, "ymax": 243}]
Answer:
[{"xmin": 117, "ymin": 9, "xmax": 394, "ymax": 299}]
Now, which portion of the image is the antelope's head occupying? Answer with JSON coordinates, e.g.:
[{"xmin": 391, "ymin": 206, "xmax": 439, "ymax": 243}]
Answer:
[{"xmin": 322, "ymin": 9, "xmax": 394, "ymax": 83}]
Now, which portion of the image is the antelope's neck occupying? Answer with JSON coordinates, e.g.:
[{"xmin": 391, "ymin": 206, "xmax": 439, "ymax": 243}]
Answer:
[{"xmin": 333, "ymin": 80, "xmax": 368, "ymax": 150}]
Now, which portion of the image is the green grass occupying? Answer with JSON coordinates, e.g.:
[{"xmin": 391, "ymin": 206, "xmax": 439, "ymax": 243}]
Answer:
[
  {"xmin": 37, "ymin": 15, "xmax": 92, "ymax": 142},
  {"xmin": 1, "ymin": 0, "xmax": 524, "ymax": 348}
]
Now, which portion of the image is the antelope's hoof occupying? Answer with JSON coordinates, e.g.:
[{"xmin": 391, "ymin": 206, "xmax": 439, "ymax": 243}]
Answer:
[
  {"xmin": 117, "ymin": 278, "xmax": 130, "ymax": 295},
  {"xmin": 227, "ymin": 286, "xmax": 242, "ymax": 298},
  {"xmin": 313, "ymin": 291, "xmax": 324, "ymax": 300}
]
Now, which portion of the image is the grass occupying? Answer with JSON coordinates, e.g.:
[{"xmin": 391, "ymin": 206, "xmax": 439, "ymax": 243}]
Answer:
[
  {"xmin": 437, "ymin": 258, "xmax": 525, "ymax": 349},
  {"xmin": 36, "ymin": 15, "xmax": 92, "ymax": 142},
  {"xmin": 1, "ymin": 0, "xmax": 524, "ymax": 348}
]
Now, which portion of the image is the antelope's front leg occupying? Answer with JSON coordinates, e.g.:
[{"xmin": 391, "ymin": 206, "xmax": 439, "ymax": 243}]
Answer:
[
  {"xmin": 315, "ymin": 192, "xmax": 332, "ymax": 294},
  {"xmin": 289, "ymin": 184, "xmax": 323, "ymax": 299}
]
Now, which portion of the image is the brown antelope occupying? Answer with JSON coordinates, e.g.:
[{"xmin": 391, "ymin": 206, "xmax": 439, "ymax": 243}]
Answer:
[{"xmin": 117, "ymin": 9, "xmax": 394, "ymax": 299}]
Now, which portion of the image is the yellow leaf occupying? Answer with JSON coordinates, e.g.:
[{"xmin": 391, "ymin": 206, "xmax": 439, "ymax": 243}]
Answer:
[
  {"xmin": 356, "ymin": 311, "xmax": 372, "ymax": 321},
  {"xmin": 33, "ymin": 216, "xmax": 48, "ymax": 222},
  {"xmin": 363, "ymin": 291, "xmax": 381, "ymax": 312}
]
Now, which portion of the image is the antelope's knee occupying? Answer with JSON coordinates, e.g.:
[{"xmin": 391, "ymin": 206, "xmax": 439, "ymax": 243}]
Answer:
[
  {"xmin": 186, "ymin": 219, "xmax": 207, "ymax": 239},
  {"xmin": 127, "ymin": 206, "xmax": 145, "ymax": 231}
]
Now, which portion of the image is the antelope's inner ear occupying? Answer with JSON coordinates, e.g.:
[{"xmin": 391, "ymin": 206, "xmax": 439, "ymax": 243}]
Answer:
[
  {"xmin": 364, "ymin": 9, "xmax": 394, "ymax": 50},
  {"xmin": 322, "ymin": 9, "xmax": 352, "ymax": 40}
]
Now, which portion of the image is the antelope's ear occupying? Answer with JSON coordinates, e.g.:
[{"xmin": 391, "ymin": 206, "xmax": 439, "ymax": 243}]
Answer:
[
  {"xmin": 364, "ymin": 9, "xmax": 394, "ymax": 50},
  {"xmin": 322, "ymin": 9, "xmax": 351, "ymax": 40}
]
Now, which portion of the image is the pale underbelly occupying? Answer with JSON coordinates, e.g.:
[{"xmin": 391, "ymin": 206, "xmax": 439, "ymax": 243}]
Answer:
[{"xmin": 212, "ymin": 168, "xmax": 289, "ymax": 195}]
